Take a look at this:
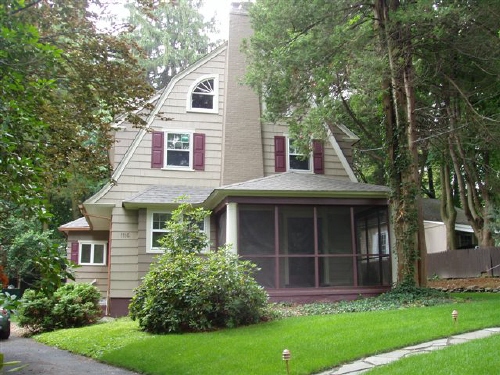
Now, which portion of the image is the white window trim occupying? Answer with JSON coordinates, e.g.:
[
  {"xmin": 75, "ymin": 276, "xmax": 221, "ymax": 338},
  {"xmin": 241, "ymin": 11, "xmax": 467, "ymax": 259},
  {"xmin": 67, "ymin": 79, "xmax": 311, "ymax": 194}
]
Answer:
[
  {"xmin": 146, "ymin": 209, "xmax": 211, "ymax": 253},
  {"xmin": 78, "ymin": 241, "xmax": 107, "ymax": 266},
  {"xmin": 286, "ymin": 137, "xmax": 312, "ymax": 173},
  {"xmin": 186, "ymin": 74, "xmax": 219, "ymax": 114},
  {"xmin": 163, "ymin": 130, "xmax": 194, "ymax": 171}
]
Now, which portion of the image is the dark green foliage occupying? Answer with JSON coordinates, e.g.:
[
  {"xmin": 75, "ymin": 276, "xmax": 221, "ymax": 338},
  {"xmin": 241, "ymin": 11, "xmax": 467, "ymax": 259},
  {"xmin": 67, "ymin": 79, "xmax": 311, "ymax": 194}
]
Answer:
[
  {"xmin": 129, "ymin": 202, "xmax": 268, "ymax": 334},
  {"xmin": 17, "ymin": 283, "xmax": 101, "ymax": 334},
  {"xmin": 272, "ymin": 285, "xmax": 451, "ymax": 318},
  {"xmin": 129, "ymin": 247, "xmax": 268, "ymax": 334},
  {"xmin": 18, "ymin": 290, "xmax": 56, "ymax": 333},
  {"xmin": 123, "ymin": 0, "xmax": 217, "ymax": 89},
  {"xmin": 0, "ymin": 215, "xmax": 76, "ymax": 293}
]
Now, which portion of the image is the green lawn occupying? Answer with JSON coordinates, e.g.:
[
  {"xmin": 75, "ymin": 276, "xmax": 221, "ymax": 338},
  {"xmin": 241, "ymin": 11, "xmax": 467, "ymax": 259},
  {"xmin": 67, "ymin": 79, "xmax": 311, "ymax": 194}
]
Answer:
[
  {"xmin": 34, "ymin": 293, "xmax": 500, "ymax": 375},
  {"xmin": 366, "ymin": 330, "xmax": 500, "ymax": 374}
]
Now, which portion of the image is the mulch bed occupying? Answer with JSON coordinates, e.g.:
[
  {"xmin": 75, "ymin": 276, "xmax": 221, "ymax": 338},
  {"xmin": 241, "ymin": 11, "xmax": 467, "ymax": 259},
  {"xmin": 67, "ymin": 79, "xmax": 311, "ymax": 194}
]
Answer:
[{"xmin": 427, "ymin": 277, "xmax": 500, "ymax": 293}]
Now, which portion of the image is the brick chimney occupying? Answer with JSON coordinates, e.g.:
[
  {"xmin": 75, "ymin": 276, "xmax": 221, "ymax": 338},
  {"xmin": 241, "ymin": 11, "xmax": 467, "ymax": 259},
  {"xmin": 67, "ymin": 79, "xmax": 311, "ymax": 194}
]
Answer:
[{"xmin": 220, "ymin": 2, "xmax": 264, "ymax": 185}]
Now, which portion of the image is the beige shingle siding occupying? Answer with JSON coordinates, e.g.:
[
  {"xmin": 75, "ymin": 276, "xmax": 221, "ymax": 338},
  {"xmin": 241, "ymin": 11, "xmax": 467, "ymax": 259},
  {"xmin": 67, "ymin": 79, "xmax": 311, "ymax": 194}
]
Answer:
[
  {"xmin": 261, "ymin": 122, "xmax": 351, "ymax": 179},
  {"xmin": 107, "ymin": 207, "xmax": 140, "ymax": 298},
  {"xmin": 65, "ymin": 231, "xmax": 109, "ymax": 297},
  {"xmin": 95, "ymin": 48, "xmax": 228, "ymax": 209}
]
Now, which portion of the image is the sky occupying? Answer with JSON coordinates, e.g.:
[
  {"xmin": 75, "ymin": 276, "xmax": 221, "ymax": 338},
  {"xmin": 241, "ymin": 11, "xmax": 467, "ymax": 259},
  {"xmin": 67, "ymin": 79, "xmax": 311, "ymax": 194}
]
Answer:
[
  {"xmin": 201, "ymin": 0, "xmax": 232, "ymax": 40},
  {"xmin": 100, "ymin": 0, "xmax": 234, "ymax": 40}
]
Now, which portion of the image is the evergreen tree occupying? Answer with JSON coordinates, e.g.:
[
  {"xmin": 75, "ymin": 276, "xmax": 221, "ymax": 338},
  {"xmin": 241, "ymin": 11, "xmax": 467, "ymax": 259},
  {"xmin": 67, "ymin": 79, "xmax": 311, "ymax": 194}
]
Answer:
[{"xmin": 123, "ymin": 0, "xmax": 218, "ymax": 89}]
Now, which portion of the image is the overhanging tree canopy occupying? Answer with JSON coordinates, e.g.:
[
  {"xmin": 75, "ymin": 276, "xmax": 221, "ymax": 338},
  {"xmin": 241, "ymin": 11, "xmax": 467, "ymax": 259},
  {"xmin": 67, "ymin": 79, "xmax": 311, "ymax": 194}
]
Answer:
[
  {"xmin": 0, "ymin": 0, "xmax": 153, "ymax": 222},
  {"xmin": 244, "ymin": 0, "xmax": 500, "ymax": 285}
]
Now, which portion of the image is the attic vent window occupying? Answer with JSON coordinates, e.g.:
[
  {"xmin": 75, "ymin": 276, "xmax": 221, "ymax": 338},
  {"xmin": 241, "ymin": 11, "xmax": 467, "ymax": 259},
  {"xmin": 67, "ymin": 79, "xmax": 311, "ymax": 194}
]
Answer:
[
  {"xmin": 192, "ymin": 79, "xmax": 214, "ymax": 109},
  {"xmin": 187, "ymin": 76, "xmax": 218, "ymax": 113}
]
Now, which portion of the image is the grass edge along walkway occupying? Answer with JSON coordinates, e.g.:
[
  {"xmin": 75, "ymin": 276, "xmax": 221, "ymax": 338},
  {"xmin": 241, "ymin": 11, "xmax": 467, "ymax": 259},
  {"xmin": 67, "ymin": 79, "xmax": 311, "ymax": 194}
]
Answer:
[
  {"xmin": 364, "ymin": 328, "xmax": 500, "ymax": 375},
  {"xmin": 317, "ymin": 327, "xmax": 500, "ymax": 375},
  {"xmin": 35, "ymin": 294, "xmax": 500, "ymax": 375}
]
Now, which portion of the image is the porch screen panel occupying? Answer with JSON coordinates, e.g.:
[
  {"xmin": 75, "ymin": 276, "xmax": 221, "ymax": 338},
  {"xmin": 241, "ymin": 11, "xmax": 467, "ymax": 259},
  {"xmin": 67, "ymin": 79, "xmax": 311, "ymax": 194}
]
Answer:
[
  {"xmin": 278, "ymin": 206, "xmax": 315, "ymax": 288},
  {"xmin": 244, "ymin": 257, "xmax": 275, "ymax": 288},
  {"xmin": 357, "ymin": 256, "xmax": 391, "ymax": 286},
  {"xmin": 239, "ymin": 205, "xmax": 275, "ymax": 255},
  {"xmin": 317, "ymin": 207, "xmax": 352, "ymax": 254},
  {"xmin": 319, "ymin": 257, "xmax": 354, "ymax": 286},
  {"xmin": 355, "ymin": 207, "xmax": 391, "ymax": 286},
  {"xmin": 279, "ymin": 206, "xmax": 314, "ymax": 255},
  {"xmin": 279, "ymin": 257, "xmax": 315, "ymax": 288}
]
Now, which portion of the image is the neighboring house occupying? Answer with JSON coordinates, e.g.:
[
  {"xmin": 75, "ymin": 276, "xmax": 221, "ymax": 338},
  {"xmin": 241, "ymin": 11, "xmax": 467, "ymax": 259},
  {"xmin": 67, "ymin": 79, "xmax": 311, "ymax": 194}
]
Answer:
[
  {"xmin": 59, "ymin": 3, "xmax": 393, "ymax": 316},
  {"xmin": 422, "ymin": 198, "xmax": 478, "ymax": 253}
]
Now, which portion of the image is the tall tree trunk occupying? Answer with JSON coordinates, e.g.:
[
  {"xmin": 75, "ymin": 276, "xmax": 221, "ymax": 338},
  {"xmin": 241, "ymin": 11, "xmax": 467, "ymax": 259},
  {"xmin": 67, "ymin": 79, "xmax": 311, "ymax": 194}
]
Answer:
[
  {"xmin": 374, "ymin": 0, "xmax": 426, "ymax": 286},
  {"xmin": 440, "ymin": 161, "xmax": 457, "ymax": 250}
]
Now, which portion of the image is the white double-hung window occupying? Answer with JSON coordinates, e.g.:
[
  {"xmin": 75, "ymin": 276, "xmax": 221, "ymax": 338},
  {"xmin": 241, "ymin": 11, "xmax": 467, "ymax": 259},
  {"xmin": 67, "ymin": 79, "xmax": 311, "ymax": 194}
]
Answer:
[
  {"xmin": 166, "ymin": 132, "xmax": 192, "ymax": 168},
  {"xmin": 148, "ymin": 210, "xmax": 210, "ymax": 253},
  {"xmin": 79, "ymin": 241, "xmax": 107, "ymax": 265},
  {"xmin": 288, "ymin": 138, "xmax": 311, "ymax": 171}
]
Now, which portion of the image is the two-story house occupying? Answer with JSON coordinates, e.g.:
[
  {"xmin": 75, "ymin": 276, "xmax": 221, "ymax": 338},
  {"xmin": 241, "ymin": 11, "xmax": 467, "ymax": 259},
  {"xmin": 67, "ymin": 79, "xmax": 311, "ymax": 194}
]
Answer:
[{"xmin": 59, "ymin": 2, "xmax": 393, "ymax": 317}]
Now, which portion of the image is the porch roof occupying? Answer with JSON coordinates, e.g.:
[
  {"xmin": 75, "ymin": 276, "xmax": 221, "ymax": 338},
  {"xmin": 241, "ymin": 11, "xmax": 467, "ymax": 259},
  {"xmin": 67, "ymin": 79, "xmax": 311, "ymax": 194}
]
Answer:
[
  {"xmin": 58, "ymin": 216, "xmax": 90, "ymax": 233},
  {"xmin": 217, "ymin": 172, "xmax": 389, "ymax": 193},
  {"xmin": 121, "ymin": 173, "xmax": 390, "ymax": 209},
  {"xmin": 122, "ymin": 185, "xmax": 214, "ymax": 209},
  {"xmin": 204, "ymin": 172, "xmax": 390, "ymax": 207}
]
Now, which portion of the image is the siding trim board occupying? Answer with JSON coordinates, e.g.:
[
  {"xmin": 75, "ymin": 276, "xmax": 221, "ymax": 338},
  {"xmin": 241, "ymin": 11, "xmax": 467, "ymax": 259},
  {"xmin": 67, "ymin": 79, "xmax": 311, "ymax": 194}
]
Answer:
[{"xmin": 326, "ymin": 127, "xmax": 358, "ymax": 182}]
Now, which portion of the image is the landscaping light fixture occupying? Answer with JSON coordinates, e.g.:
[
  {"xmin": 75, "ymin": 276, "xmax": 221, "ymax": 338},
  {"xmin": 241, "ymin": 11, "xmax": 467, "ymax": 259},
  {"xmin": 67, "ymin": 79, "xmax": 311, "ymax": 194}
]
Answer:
[{"xmin": 282, "ymin": 349, "xmax": 291, "ymax": 375}]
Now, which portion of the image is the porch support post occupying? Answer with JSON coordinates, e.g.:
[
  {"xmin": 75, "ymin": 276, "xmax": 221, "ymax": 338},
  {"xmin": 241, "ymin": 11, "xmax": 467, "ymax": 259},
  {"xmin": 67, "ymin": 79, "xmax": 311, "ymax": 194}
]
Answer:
[{"xmin": 226, "ymin": 202, "xmax": 238, "ymax": 254}]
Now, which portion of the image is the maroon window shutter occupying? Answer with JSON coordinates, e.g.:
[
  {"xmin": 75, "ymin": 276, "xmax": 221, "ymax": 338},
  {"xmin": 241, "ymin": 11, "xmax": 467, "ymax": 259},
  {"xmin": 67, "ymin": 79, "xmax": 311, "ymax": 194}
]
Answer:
[
  {"xmin": 193, "ymin": 133, "xmax": 205, "ymax": 170},
  {"xmin": 151, "ymin": 131, "xmax": 164, "ymax": 168},
  {"xmin": 312, "ymin": 140, "xmax": 324, "ymax": 174},
  {"xmin": 274, "ymin": 136, "xmax": 286, "ymax": 172},
  {"xmin": 70, "ymin": 242, "xmax": 79, "ymax": 264}
]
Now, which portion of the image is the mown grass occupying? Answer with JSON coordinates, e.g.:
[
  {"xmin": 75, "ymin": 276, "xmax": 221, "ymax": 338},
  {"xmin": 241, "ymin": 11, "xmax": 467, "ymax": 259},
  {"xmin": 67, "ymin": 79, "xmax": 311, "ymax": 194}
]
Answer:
[
  {"xmin": 34, "ymin": 293, "xmax": 500, "ymax": 375},
  {"xmin": 366, "ymin": 330, "xmax": 500, "ymax": 374}
]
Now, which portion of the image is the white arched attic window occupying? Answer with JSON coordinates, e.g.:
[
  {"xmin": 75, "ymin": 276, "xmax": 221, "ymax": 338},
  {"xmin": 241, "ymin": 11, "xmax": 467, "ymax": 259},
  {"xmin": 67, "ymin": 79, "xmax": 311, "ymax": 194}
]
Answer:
[{"xmin": 187, "ymin": 75, "xmax": 219, "ymax": 113}]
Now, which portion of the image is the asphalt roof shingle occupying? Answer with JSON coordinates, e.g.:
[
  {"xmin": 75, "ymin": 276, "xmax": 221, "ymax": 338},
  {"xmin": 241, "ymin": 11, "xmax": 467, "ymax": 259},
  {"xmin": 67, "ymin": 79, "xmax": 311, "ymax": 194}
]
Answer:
[
  {"xmin": 124, "ymin": 185, "xmax": 214, "ymax": 205},
  {"xmin": 218, "ymin": 172, "xmax": 390, "ymax": 193}
]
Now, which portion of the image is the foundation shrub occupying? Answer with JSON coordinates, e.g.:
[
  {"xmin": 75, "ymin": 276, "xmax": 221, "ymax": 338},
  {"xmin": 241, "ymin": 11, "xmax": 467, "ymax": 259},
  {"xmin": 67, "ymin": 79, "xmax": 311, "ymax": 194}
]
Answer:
[
  {"xmin": 129, "ymin": 201, "xmax": 268, "ymax": 334},
  {"xmin": 17, "ymin": 283, "xmax": 101, "ymax": 333},
  {"xmin": 130, "ymin": 247, "xmax": 268, "ymax": 334}
]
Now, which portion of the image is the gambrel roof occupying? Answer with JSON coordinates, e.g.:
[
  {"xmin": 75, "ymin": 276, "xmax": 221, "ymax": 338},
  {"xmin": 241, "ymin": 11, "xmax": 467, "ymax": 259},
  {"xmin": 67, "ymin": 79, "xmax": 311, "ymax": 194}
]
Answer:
[{"xmin": 86, "ymin": 42, "xmax": 228, "ymax": 205}]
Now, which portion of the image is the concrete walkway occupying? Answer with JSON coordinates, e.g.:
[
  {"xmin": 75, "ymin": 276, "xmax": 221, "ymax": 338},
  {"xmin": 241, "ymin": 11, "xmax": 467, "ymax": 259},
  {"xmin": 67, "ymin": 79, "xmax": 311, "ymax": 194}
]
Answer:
[{"xmin": 315, "ymin": 327, "xmax": 500, "ymax": 375}]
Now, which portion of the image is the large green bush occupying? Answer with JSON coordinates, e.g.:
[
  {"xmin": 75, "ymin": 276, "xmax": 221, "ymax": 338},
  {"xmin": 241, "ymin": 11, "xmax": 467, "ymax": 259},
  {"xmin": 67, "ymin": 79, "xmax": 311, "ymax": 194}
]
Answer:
[
  {"xmin": 130, "ymin": 247, "xmax": 268, "ymax": 333},
  {"xmin": 129, "ymin": 202, "xmax": 269, "ymax": 334},
  {"xmin": 17, "ymin": 283, "xmax": 102, "ymax": 333}
]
